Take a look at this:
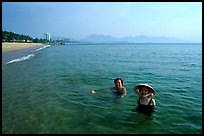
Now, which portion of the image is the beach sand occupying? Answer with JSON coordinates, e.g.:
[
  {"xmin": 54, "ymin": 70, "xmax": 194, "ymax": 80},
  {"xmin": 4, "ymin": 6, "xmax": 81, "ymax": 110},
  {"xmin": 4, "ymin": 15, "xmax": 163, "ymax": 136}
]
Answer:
[
  {"xmin": 2, "ymin": 42, "xmax": 47, "ymax": 52},
  {"xmin": 2, "ymin": 42, "xmax": 49, "ymax": 65}
]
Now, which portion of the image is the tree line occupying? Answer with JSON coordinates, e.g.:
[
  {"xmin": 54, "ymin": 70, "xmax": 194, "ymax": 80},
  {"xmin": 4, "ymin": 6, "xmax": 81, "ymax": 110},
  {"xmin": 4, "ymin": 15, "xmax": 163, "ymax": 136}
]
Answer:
[{"xmin": 2, "ymin": 31, "xmax": 50, "ymax": 43}]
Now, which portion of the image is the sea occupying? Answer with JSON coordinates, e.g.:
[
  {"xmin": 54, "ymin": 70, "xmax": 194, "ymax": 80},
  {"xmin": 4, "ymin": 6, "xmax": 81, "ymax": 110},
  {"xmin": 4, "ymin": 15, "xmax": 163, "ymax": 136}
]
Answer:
[{"xmin": 2, "ymin": 43, "xmax": 202, "ymax": 134}]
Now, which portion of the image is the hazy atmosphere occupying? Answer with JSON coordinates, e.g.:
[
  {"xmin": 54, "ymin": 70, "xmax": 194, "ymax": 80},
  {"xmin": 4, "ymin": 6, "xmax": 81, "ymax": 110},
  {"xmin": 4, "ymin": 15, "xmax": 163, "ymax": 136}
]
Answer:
[
  {"xmin": 2, "ymin": 2, "xmax": 202, "ymax": 42},
  {"xmin": 2, "ymin": 1, "xmax": 202, "ymax": 134}
]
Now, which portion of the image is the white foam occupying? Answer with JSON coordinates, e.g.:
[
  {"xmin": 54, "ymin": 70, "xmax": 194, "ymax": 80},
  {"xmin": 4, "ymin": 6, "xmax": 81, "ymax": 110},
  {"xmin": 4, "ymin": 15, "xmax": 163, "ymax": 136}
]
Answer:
[
  {"xmin": 6, "ymin": 45, "xmax": 51, "ymax": 65},
  {"xmin": 35, "ymin": 45, "xmax": 51, "ymax": 51},
  {"xmin": 6, "ymin": 54, "xmax": 35, "ymax": 64}
]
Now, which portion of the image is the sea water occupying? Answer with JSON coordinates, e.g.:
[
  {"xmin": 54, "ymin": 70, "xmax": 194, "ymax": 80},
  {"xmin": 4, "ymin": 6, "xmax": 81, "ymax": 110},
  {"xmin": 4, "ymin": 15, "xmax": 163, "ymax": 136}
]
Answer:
[{"xmin": 2, "ymin": 43, "xmax": 202, "ymax": 134}]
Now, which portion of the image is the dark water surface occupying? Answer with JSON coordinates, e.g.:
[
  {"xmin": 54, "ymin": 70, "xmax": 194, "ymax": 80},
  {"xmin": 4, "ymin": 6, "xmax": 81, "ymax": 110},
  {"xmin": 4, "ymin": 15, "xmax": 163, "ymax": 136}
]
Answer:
[{"xmin": 2, "ymin": 43, "xmax": 202, "ymax": 134}]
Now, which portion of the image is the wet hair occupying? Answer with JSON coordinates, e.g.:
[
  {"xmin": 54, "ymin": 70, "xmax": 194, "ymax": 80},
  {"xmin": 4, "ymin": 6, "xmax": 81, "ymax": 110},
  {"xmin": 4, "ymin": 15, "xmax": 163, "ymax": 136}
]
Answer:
[{"xmin": 114, "ymin": 77, "xmax": 123, "ymax": 85}]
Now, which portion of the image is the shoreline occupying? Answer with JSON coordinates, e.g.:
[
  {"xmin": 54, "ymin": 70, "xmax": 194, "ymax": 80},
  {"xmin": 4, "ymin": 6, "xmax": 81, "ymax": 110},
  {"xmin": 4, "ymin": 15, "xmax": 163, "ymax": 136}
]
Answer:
[{"xmin": 2, "ymin": 42, "xmax": 48, "ymax": 53}]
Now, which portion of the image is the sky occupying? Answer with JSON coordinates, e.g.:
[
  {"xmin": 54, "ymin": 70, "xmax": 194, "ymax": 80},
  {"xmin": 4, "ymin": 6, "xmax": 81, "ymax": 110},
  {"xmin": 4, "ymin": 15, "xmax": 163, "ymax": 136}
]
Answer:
[{"xmin": 2, "ymin": 2, "xmax": 202, "ymax": 42}]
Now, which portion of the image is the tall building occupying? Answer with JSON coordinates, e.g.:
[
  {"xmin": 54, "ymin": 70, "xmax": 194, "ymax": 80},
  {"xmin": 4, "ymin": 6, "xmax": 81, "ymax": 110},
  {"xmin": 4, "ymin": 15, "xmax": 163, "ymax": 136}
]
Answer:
[{"xmin": 45, "ymin": 33, "xmax": 51, "ymax": 41}]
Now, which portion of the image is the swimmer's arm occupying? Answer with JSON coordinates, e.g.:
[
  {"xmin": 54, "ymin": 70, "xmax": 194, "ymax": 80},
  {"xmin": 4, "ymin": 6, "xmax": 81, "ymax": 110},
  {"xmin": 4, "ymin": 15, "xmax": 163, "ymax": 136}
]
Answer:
[
  {"xmin": 123, "ymin": 88, "xmax": 127, "ymax": 95},
  {"xmin": 133, "ymin": 88, "xmax": 141, "ymax": 95},
  {"xmin": 121, "ymin": 88, "xmax": 127, "ymax": 97},
  {"xmin": 147, "ymin": 93, "xmax": 156, "ymax": 98},
  {"xmin": 133, "ymin": 86, "xmax": 140, "ymax": 95},
  {"xmin": 151, "ymin": 99, "xmax": 156, "ymax": 106},
  {"xmin": 90, "ymin": 87, "xmax": 114, "ymax": 94}
]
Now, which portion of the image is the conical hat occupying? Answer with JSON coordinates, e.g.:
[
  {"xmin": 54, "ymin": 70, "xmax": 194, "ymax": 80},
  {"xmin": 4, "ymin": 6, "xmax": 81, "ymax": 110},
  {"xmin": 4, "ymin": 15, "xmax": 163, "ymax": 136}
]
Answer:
[{"xmin": 134, "ymin": 83, "xmax": 156, "ymax": 95}]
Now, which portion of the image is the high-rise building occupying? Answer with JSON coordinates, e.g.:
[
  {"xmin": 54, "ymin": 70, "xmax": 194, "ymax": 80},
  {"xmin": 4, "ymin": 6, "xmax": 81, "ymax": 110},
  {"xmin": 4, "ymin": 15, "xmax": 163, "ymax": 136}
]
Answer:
[{"xmin": 45, "ymin": 33, "xmax": 51, "ymax": 41}]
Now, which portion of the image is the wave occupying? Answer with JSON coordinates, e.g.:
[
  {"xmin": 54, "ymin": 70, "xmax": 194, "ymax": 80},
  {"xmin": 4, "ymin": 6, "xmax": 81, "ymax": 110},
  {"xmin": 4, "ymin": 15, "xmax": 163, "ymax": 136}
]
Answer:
[
  {"xmin": 6, "ymin": 45, "xmax": 51, "ymax": 65},
  {"xmin": 35, "ymin": 45, "xmax": 51, "ymax": 51},
  {"xmin": 6, "ymin": 54, "xmax": 35, "ymax": 64}
]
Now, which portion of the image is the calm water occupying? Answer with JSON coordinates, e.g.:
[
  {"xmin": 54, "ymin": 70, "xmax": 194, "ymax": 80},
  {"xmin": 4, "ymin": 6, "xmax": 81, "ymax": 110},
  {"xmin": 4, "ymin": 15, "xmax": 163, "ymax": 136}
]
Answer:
[{"xmin": 2, "ymin": 43, "xmax": 202, "ymax": 134}]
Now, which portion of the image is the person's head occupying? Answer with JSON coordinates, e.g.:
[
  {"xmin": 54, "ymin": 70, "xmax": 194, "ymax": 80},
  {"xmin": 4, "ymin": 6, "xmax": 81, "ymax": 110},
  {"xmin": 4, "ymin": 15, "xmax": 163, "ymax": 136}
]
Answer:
[{"xmin": 114, "ymin": 77, "xmax": 123, "ymax": 89}]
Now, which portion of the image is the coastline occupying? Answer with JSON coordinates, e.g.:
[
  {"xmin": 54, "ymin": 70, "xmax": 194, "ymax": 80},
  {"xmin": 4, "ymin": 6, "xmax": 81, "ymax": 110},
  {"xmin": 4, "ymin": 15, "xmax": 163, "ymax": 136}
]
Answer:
[
  {"xmin": 2, "ymin": 42, "xmax": 49, "ymax": 65},
  {"xmin": 2, "ymin": 42, "xmax": 47, "ymax": 53}
]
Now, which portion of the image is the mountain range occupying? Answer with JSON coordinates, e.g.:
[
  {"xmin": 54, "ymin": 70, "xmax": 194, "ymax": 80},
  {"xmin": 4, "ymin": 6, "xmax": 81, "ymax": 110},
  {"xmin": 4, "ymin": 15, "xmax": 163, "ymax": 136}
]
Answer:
[{"xmin": 79, "ymin": 34, "xmax": 191, "ymax": 43}]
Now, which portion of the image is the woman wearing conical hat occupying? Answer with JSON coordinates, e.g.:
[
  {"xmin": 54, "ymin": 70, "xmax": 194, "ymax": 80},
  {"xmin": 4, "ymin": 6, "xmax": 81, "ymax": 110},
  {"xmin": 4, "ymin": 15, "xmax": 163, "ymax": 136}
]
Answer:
[{"xmin": 133, "ymin": 83, "xmax": 156, "ymax": 113}]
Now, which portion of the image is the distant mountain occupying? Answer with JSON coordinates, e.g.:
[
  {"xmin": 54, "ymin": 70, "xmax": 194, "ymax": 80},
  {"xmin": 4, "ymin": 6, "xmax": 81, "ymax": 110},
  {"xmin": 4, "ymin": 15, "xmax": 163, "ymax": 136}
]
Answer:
[
  {"xmin": 80, "ymin": 34, "xmax": 190, "ymax": 43},
  {"xmin": 80, "ymin": 34, "xmax": 117, "ymax": 43}
]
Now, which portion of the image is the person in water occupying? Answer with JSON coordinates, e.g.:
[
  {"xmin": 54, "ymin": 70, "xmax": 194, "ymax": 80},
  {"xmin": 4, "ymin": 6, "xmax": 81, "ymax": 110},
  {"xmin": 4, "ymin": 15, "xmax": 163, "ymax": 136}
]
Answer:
[
  {"xmin": 133, "ymin": 83, "xmax": 156, "ymax": 113},
  {"xmin": 90, "ymin": 77, "xmax": 127, "ymax": 97}
]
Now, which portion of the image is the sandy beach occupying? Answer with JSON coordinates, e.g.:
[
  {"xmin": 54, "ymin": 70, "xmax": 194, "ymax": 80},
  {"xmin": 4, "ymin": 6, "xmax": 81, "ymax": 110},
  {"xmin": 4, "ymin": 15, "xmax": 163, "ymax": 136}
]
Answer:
[{"xmin": 2, "ymin": 42, "xmax": 47, "ymax": 52}]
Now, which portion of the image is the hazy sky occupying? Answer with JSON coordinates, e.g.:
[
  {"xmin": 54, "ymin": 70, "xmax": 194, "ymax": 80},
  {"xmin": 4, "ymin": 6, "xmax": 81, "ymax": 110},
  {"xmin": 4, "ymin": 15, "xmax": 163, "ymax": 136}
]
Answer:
[{"xmin": 2, "ymin": 2, "xmax": 202, "ymax": 42}]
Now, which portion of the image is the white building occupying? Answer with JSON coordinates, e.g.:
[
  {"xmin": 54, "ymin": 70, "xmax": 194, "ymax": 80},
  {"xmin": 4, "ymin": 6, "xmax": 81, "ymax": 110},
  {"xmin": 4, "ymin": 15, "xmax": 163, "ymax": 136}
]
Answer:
[{"xmin": 45, "ymin": 33, "xmax": 51, "ymax": 41}]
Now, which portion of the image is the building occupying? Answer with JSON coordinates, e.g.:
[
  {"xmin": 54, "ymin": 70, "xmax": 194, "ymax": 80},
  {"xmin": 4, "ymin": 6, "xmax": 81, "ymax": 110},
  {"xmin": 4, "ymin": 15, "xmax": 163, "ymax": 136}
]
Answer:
[{"xmin": 45, "ymin": 33, "xmax": 51, "ymax": 41}]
